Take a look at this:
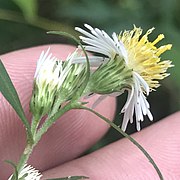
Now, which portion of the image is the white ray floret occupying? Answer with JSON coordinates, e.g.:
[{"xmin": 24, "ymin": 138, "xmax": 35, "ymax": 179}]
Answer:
[
  {"xmin": 8, "ymin": 164, "xmax": 42, "ymax": 180},
  {"xmin": 35, "ymin": 48, "xmax": 61, "ymax": 90},
  {"xmin": 75, "ymin": 24, "xmax": 128, "ymax": 61},
  {"xmin": 72, "ymin": 55, "xmax": 108, "ymax": 67},
  {"xmin": 121, "ymin": 72, "xmax": 153, "ymax": 131},
  {"xmin": 35, "ymin": 48, "xmax": 74, "ymax": 91}
]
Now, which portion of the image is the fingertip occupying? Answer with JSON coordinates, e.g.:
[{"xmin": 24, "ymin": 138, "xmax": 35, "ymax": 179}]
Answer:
[
  {"xmin": 42, "ymin": 112, "xmax": 180, "ymax": 179},
  {"xmin": 0, "ymin": 45, "xmax": 117, "ymax": 179}
]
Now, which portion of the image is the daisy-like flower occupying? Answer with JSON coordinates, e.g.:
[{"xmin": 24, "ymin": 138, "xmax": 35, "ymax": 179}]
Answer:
[
  {"xmin": 30, "ymin": 48, "xmax": 87, "ymax": 119},
  {"xmin": 8, "ymin": 164, "xmax": 42, "ymax": 180},
  {"xmin": 75, "ymin": 24, "xmax": 173, "ymax": 131}
]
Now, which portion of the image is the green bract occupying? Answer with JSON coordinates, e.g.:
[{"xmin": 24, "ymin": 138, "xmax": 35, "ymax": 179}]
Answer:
[{"xmin": 85, "ymin": 56, "xmax": 133, "ymax": 95}]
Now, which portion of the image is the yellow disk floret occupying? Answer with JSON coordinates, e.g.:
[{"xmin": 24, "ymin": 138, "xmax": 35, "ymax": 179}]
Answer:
[{"xmin": 119, "ymin": 26, "xmax": 173, "ymax": 90}]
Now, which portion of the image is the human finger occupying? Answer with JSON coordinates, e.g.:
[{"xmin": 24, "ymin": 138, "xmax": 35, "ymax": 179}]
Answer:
[
  {"xmin": 0, "ymin": 45, "xmax": 116, "ymax": 179},
  {"xmin": 42, "ymin": 112, "xmax": 180, "ymax": 180}
]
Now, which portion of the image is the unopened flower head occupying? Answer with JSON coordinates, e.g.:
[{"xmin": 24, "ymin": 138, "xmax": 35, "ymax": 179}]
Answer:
[
  {"xmin": 59, "ymin": 50, "xmax": 87, "ymax": 101},
  {"xmin": 30, "ymin": 48, "xmax": 64, "ymax": 118},
  {"xmin": 30, "ymin": 48, "xmax": 86, "ymax": 118},
  {"xmin": 8, "ymin": 164, "xmax": 42, "ymax": 180},
  {"xmin": 75, "ymin": 24, "xmax": 173, "ymax": 131}
]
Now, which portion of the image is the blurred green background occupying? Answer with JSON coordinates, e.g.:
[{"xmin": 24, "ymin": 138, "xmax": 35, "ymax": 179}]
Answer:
[{"xmin": 0, "ymin": 0, "xmax": 179, "ymax": 149}]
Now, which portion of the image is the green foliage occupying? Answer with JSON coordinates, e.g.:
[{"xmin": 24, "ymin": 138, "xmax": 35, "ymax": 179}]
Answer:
[
  {"xmin": 13, "ymin": 0, "xmax": 38, "ymax": 22},
  {"xmin": 0, "ymin": 60, "xmax": 30, "ymax": 130},
  {"xmin": 5, "ymin": 160, "xmax": 18, "ymax": 180}
]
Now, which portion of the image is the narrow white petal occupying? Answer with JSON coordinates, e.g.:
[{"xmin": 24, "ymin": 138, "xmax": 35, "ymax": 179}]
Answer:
[
  {"xmin": 85, "ymin": 46, "xmax": 112, "ymax": 57},
  {"xmin": 8, "ymin": 164, "xmax": 42, "ymax": 180},
  {"xmin": 147, "ymin": 110, "xmax": 153, "ymax": 121},
  {"xmin": 121, "ymin": 86, "xmax": 134, "ymax": 113},
  {"xmin": 92, "ymin": 95, "xmax": 107, "ymax": 109},
  {"xmin": 35, "ymin": 48, "xmax": 50, "ymax": 78},
  {"xmin": 72, "ymin": 56, "xmax": 107, "ymax": 67},
  {"xmin": 75, "ymin": 27, "xmax": 96, "ymax": 39},
  {"xmin": 121, "ymin": 89, "xmax": 136, "ymax": 130},
  {"xmin": 139, "ymin": 93, "xmax": 148, "ymax": 115},
  {"xmin": 134, "ymin": 72, "xmax": 150, "ymax": 95},
  {"xmin": 112, "ymin": 32, "xmax": 128, "ymax": 61},
  {"xmin": 79, "ymin": 36, "xmax": 114, "ymax": 53},
  {"xmin": 121, "ymin": 73, "xmax": 152, "ymax": 131},
  {"xmin": 112, "ymin": 32, "xmax": 118, "ymax": 43},
  {"xmin": 84, "ymin": 23, "xmax": 94, "ymax": 31},
  {"xmin": 136, "ymin": 120, "xmax": 141, "ymax": 131},
  {"xmin": 75, "ymin": 24, "xmax": 127, "ymax": 60},
  {"xmin": 94, "ymin": 28, "xmax": 117, "ymax": 51},
  {"xmin": 121, "ymin": 114, "xmax": 129, "ymax": 131},
  {"xmin": 109, "ymin": 91, "xmax": 125, "ymax": 97},
  {"xmin": 102, "ymin": 30, "xmax": 119, "ymax": 50},
  {"xmin": 80, "ymin": 34, "xmax": 116, "ymax": 58},
  {"xmin": 135, "ymin": 101, "xmax": 144, "ymax": 121},
  {"xmin": 119, "ymin": 41, "xmax": 128, "ymax": 63}
]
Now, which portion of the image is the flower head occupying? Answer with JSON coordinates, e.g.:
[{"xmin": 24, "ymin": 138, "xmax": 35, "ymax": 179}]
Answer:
[
  {"xmin": 8, "ymin": 164, "xmax": 42, "ymax": 180},
  {"xmin": 75, "ymin": 24, "xmax": 172, "ymax": 131},
  {"xmin": 30, "ymin": 48, "xmax": 86, "ymax": 118},
  {"xmin": 59, "ymin": 50, "xmax": 87, "ymax": 101},
  {"xmin": 30, "ymin": 48, "xmax": 66, "ymax": 118}
]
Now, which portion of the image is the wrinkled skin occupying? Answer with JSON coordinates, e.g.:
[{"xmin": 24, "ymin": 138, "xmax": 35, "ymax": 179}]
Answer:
[{"xmin": 0, "ymin": 45, "xmax": 179, "ymax": 180}]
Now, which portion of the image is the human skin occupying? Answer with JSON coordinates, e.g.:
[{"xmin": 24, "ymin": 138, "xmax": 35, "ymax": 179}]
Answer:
[{"xmin": 0, "ymin": 45, "xmax": 179, "ymax": 180}]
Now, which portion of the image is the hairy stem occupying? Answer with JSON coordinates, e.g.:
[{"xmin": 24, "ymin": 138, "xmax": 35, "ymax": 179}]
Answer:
[
  {"xmin": 31, "ymin": 116, "xmax": 41, "ymax": 138},
  {"xmin": 13, "ymin": 103, "xmax": 75, "ymax": 179},
  {"xmin": 11, "ymin": 144, "xmax": 34, "ymax": 180},
  {"xmin": 35, "ymin": 102, "xmax": 78, "ymax": 144}
]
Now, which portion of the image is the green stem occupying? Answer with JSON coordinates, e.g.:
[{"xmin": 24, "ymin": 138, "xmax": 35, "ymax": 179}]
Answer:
[
  {"xmin": 35, "ymin": 102, "xmax": 78, "ymax": 144},
  {"xmin": 31, "ymin": 116, "xmax": 41, "ymax": 138},
  {"xmin": 13, "ymin": 103, "xmax": 76, "ymax": 178},
  {"xmin": 22, "ymin": 121, "xmax": 34, "ymax": 146},
  {"xmin": 79, "ymin": 106, "xmax": 164, "ymax": 180},
  {"xmin": 16, "ymin": 144, "xmax": 33, "ymax": 171},
  {"xmin": 48, "ymin": 96, "xmax": 65, "ymax": 119},
  {"xmin": 11, "ymin": 143, "xmax": 34, "ymax": 180}
]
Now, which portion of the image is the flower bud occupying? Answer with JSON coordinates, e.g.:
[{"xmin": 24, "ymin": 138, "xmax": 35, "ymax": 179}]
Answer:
[{"xmin": 30, "ymin": 48, "xmax": 87, "ymax": 119}]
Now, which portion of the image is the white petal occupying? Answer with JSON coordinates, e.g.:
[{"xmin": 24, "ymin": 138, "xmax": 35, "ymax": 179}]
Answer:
[
  {"xmin": 75, "ymin": 26, "xmax": 95, "ymax": 40},
  {"xmin": 72, "ymin": 56, "xmax": 107, "ymax": 67},
  {"xmin": 147, "ymin": 110, "xmax": 153, "ymax": 121},
  {"xmin": 102, "ymin": 30, "xmax": 120, "ymax": 50},
  {"xmin": 134, "ymin": 72, "xmax": 150, "ymax": 95},
  {"xmin": 121, "ymin": 73, "xmax": 153, "ymax": 131},
  {"xmin": 8, "ymin": 164, "xmax": 42, "ymax": 180},
  {"xmin": 139, "ymin": 93, "xmax": 148, "ymax": 115},
  {"xmin": 75, "ymin": 24, "xmax": 127, "ymax": 60},
  {"xmin": 136, "ymin": 120, "xmax": 141, "ymax": 131},
  {"xmin": 112, "ymin": 32, "xmax": 128, "ymax": 62},
  {"xmin": 35, "ymin": 47, "xmax": 51, "ymax": 78},
  {"xmin": 121, "ymin": 86, "xmax": 134, "ymax": 113},
  {"xmin": 85, "ymin": 46, "xmax": 112, "ymax": 57},
  {"xmin": 92, "ymin": 95, "xmax": 107, "ymax": 109},
  {"xmin": 79, "ymin": 36, "xmax": 114, "ymax": 54}
]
